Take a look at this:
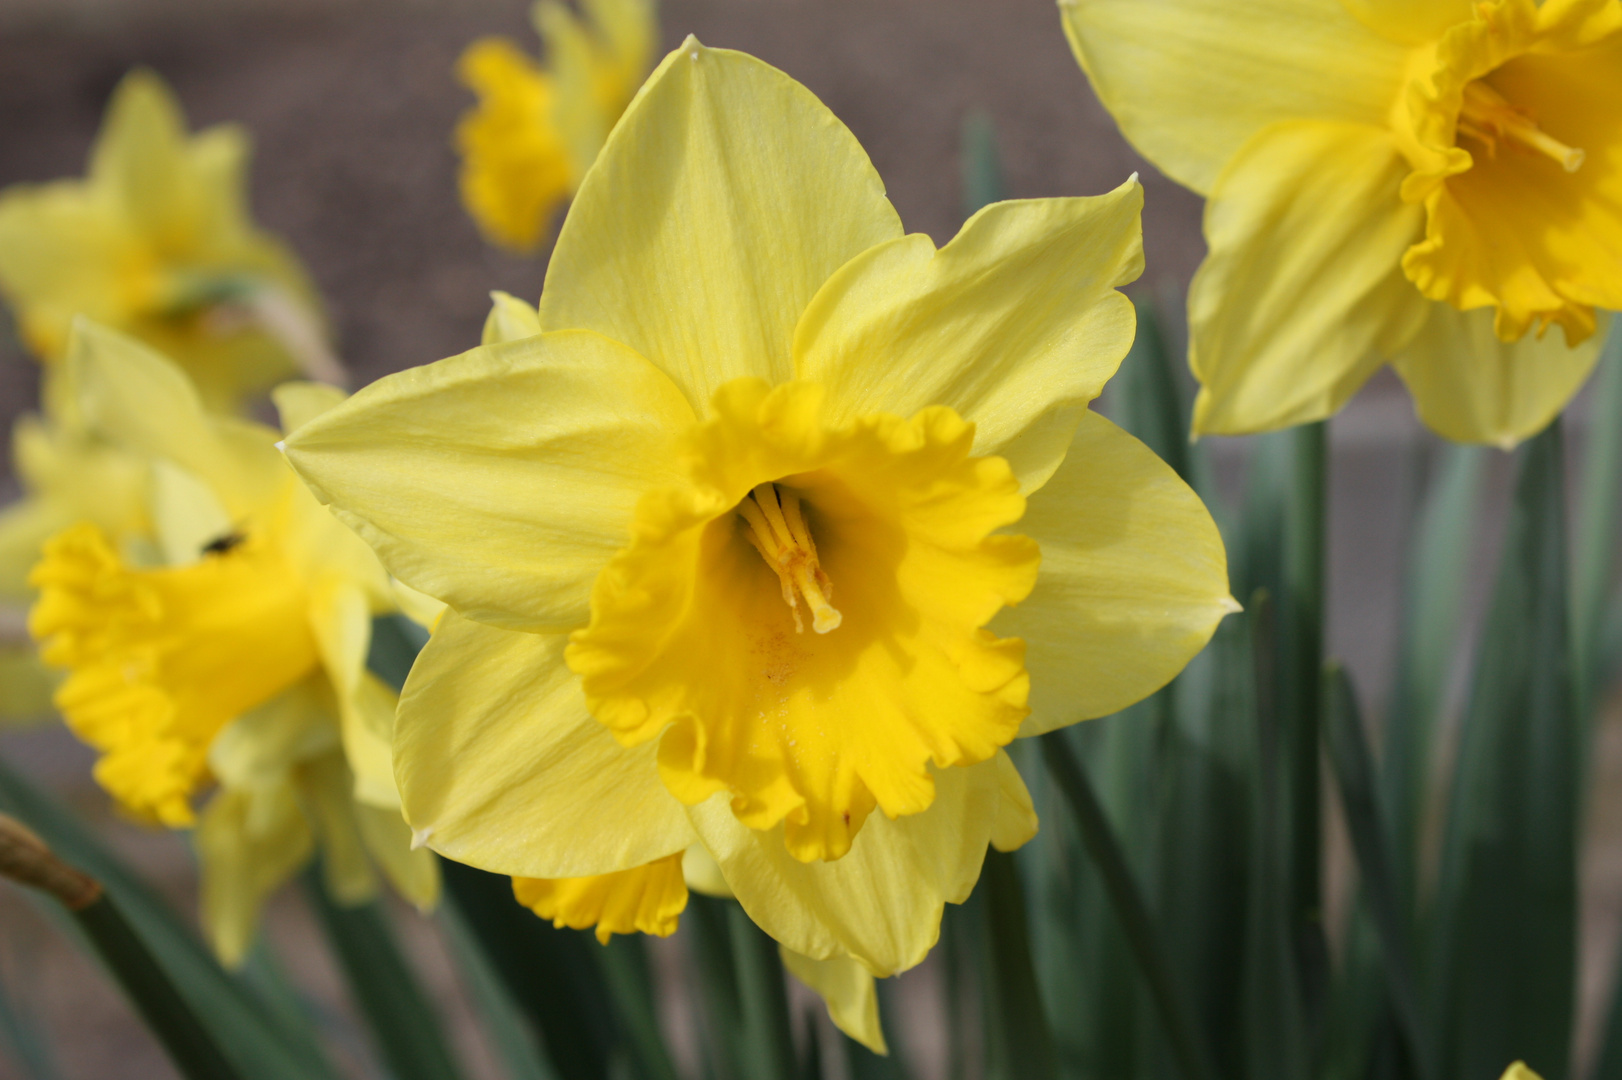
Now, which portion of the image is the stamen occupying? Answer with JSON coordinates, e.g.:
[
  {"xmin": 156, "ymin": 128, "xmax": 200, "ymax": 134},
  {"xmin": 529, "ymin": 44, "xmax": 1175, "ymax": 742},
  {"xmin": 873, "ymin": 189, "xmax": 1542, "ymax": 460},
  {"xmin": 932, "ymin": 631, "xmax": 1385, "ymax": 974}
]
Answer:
[
  {"xmin": 739, "ymin": 484, "xmax": 842, "ymax": 634},
  {"xmin": 1459, "ymin": 81, "xmax": 1584, "ymax": 173}
]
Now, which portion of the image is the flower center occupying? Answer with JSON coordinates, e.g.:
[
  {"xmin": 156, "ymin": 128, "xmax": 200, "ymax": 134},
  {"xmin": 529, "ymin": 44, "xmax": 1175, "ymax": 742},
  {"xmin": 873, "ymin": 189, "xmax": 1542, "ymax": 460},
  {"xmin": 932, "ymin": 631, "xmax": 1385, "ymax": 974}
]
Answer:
[
  {"xmin": 737, "ymin": 483, "xmax": 841, "ymax": 635},
  {"xmin": 1457, "ymin": 80, "xmax": 1584, "ymax": 173}
]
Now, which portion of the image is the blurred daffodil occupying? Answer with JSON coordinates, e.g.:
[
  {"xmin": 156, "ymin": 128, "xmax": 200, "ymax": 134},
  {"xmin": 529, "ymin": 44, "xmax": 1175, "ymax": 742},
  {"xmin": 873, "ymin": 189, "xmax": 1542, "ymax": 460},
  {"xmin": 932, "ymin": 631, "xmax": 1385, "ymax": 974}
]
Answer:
[
  {"xmin": 27, "ymin": 322, "xmax": 433, "ymax": 964},
  {"xmin": 455, "ymin": 0, "xmax": 657, "ymax": 252},
  {"xmin": 285, "ymin": 39, "xmax": 1232, "ymax": 1011},
  {"xmin": 1062, "ymin": 0, "xmax": 1622, "ymax": 444},
  {"xmin": 0, "ymin": 70, "xmax": 338, "ymax": 414}
]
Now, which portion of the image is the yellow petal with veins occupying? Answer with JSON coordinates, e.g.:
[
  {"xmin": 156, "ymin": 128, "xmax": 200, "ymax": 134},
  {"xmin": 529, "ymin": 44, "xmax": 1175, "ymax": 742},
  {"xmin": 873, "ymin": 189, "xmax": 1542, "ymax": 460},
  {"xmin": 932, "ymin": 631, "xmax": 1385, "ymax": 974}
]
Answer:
[
  {"xmin": 537, "ymin": 38, "xmax": 903, "ymax": 413},
  {"xmin": 794, "ymin": 180, "xmax": 1143, "ymax": 494},
  {"xmin": 780, "ymin": 947, "xmax": 887, "ymax": 1055},
  {"xmin": 1059, "ymin": 0, "xmax": 1406, "ymax": 195}
]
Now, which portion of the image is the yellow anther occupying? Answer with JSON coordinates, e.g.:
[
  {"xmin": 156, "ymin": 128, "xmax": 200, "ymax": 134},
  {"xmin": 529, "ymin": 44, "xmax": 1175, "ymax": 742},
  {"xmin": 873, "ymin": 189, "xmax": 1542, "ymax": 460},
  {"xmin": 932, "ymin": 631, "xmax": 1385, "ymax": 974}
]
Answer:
[
  {"xmin": 739, "ymin": 484, "xmax": 842, "ymax": 634},
  {"xmin": 1459, "ymin": 81, "xmax": 1584, "ymax": 173}
]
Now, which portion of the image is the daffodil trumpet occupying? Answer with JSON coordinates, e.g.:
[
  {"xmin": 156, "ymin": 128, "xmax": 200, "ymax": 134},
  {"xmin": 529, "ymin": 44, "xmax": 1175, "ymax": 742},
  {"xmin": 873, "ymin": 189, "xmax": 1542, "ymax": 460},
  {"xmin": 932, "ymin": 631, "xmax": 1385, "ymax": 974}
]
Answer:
[
  {"xmin": 1062, "ymin": 0, "xmax": 1622, "ymax": 444},
  {"xmin": 26, "ymin": 321, "xmax": 434, "ymax": 965},
  {"xmin": 285, "ymin": 39, "xmax": 1234, "ymax": 1053}
]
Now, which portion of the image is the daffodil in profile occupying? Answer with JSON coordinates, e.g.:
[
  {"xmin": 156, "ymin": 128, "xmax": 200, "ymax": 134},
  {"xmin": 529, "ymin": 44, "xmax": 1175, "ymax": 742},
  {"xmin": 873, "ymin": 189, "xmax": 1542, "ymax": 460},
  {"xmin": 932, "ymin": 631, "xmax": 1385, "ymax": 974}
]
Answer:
[
  {"xmin": 455, "ymin": 0, "xmax": 657, "ymax": 252},
  {"xmin": 1062, "ymin": 0, "xmax": 1622, "ymax": 445},
  {"xmin": 27, "ymin": 322, "xmax": 433, "ymax": 963},
  {"xmin": 285, "ymin": 37, "xmax": 1232, "ymax": 1035},
  {"xmin": 0, "ymin": 70, "xmax": 337, "ymax": 414}
]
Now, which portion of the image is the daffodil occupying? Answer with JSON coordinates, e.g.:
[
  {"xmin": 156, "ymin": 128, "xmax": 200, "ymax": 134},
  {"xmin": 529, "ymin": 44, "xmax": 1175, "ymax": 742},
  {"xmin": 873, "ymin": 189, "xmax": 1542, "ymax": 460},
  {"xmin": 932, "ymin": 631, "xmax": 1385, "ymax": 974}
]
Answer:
[
  {"xmin": 1062, "ymin": 0, "xmax": 1622, "ymax": 445},
  {"xmin": 285, "ymin": 38, "xmax": 1232, "ymax": 1021},
  {"xmin": 455, "ymin": 0, "xmax": 657, "ymax": 252},
  {"xmin": 27, "ymin": 322, "xmax": 434, "ymax": 963},
  {"xmin": 1501, "ymin": 1065, "xmax": 1541, "ymax": 1080},
  {"xmin": 0, "ymin": 70, "xmax": 336, "ymax": 414}
]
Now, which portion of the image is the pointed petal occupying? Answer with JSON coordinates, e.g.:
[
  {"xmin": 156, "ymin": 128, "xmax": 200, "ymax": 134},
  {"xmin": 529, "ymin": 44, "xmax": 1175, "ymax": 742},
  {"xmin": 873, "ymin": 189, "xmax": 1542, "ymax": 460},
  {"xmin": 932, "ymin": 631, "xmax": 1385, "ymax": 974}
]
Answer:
[
  {"xmin": 1189, "ymin": 121, "xmax": 1428, "ymax": 436},
  {"xmin": 795, "ymin": 181, "xmax": 1143, "ymax": 493},
  {"xmin": 356, "ymin": 801, "xmax": 441, "ymax": 911},
  {"xmin": 296, "ymin": 750, "xmax": 380, "ymax": 907},
  {"xmin": 283, "ymin": 330, "xmax": 694, "ymax": 632},
  {"xmin": 995, "ymin": 412, "xmax": 1233, "ymax": 737},
  {"xmin": 1060, "ymin": 0, "xmax": 1407, "ymax": 194},
  {"xmin": 537, "ymin": 38, "xmax": 903, "ymax": 411},
  {"xmin": 272, "ymin": 381, "xmax": 348, "ymax": 437},
  {"xmin": 780, "ymin": 947, "xmax": 887, "ymax": 1055},
  {"xmin": 1391, "ymin": 304, "xmax": 1609, "ymax": 447},
  {"xmin": 989, "ymin": 751, "xmax": 1038, "ymax": 853},
  {"xmin": 395, "ymin": 611, "xmax": 695, "ymax": 878},
  {"xmin": 481, "ymin": 291, "xmax": 543, "ymax": 345},
  {"xmin": 689, "ymin": 756, "xmax": 1004, "ymax": 976}
]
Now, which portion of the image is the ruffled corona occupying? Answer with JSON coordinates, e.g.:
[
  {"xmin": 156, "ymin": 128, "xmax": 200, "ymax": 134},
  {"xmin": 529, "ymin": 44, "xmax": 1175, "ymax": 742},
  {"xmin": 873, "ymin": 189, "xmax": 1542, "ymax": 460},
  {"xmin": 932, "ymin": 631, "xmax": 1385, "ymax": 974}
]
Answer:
[
  {"xmin": 566, "ymin": 380, "xmax": 1040, "ymax": 863},
  {"xmin": 1396, "ymin": 0, "xmax": 1622, "ymax": 343},
  {"xmin": 513, "ymin": 851, "xmax": 688, "ymax": 943},
  {"xmin": 28, "ymin": 521, "xmax": 318, "ymax": 826}
]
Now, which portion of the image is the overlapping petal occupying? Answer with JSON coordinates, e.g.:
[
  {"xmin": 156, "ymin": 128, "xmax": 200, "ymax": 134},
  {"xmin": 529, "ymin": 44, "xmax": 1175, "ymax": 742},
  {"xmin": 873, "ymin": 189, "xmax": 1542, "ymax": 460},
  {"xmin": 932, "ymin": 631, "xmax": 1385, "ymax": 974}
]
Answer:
[
  {"xmin": 1059, "ymin": 0, "xmax": 1407, "ymax": 195},
  {"xmin": 283, "ymin": 330, "xmax": 694, "ymax": 632},
  {"xmin": 1188, "ymin": 120, "xmax": 1428, "ymax": 435},
  {"xmin": 994, "ymin": 411, "xmax": 1234, "ymax": 737},
  {"xmin": 395, "ymin": 612, "xmax": 695, "ymax": 878},
  {"xmin": 1391, "ymin": 304, "xmax": 1609, "ymax": 446},
  {"xmin": 537, "ymin": 38, "xmax": 903, "ymax": 411},
  {"xmin": 795, "ymin": 180, "xmax": 1143, "ymax": 492}
]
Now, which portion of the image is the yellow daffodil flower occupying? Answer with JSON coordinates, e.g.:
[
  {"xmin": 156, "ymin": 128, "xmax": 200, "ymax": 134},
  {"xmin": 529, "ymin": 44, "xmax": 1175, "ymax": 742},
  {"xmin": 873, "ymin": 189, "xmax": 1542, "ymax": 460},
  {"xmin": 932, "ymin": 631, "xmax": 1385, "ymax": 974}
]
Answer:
[
  {"xmin": 0, "ymin": 69, "xmax": 337, "ymax": 414},
  {"xmin": 1500, "ymin": 1065, "xmax": 1541, "ymax": 1080},
  {"xmin": 285, "ymin": 39, "xmax": 1233, "ymax": 999},
  {"xmin": 27, "ymin": 321, "xmax": 433, "ymax": 963},
  {"xmin": 455, "ymin": 0, "xmax": 657, "ymax": 252},
  {"xmin": 1062, "ymin": 0, "xmax": 1622, "ymax": 445}
]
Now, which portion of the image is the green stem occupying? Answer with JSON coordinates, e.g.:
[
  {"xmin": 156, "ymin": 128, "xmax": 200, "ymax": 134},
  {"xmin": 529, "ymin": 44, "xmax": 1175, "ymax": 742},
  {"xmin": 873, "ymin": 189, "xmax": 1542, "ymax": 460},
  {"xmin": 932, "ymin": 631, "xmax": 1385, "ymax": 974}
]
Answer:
[
  {"xmin": 727, "ymin": 904, "xmax": 798, "ymax": 1080},
  {"xmin": 979, "ymin": 849, "xmax": 1058, "ymax": 1080},
  {"xmin": 1283, "ymin": 421, "xmax": 1329, "ymax": 1036},
  {"xmin": 1039, "ymin": 733, "xmax": 1218, "ymax": 1080},
  {"xmin": 302, "ymin": 868, "xmax": 463, "ymax": 1080}
]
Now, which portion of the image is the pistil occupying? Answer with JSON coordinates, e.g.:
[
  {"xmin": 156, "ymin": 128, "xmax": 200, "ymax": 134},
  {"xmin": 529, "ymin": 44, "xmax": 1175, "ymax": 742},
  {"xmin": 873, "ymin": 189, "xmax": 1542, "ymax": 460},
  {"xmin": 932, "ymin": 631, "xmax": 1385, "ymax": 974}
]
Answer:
[
  {"xmin": 1458, "ymin": 81, "xmax": 1584, "ymax": 173},
  {"xmin": 739, "ymin": 483, "xmax": 842, "ymax": 634}
]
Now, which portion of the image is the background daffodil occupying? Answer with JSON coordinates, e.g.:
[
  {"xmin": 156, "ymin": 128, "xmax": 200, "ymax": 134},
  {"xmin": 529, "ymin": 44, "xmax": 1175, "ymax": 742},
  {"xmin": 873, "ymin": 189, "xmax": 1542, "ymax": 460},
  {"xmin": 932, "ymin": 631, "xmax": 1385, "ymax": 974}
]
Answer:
[
  {"xmin": 1062, "ymin": 0, "xmax": 1622, "ymax": 444},
  {"xmin": 455, "ymin": 0, "xmax": 657, "ymax": 253},
  {"xmin": 0, "ymin": 69, "xmax": 337, "ymax": 414},
  {"xmin": 26, "ymin": 321, "xmax": 434, "ymax": 964},
  {"xmin": 285, "ymin": 38, "xmax": 1233, "ymax": 991}
]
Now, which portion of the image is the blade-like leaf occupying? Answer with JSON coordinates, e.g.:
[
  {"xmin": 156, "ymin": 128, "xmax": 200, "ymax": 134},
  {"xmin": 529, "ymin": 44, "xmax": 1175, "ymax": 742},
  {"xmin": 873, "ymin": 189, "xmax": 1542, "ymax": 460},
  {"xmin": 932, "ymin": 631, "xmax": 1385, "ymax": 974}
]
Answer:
[
  {"xmin": 302, "ymin": 868, "xmax": 464, "ymax": 1080},
  {"xmin": 724, "ymin": 904, "xmax": 796, "ymax": 1080},
  {"xmin": 1574, "ymin": 325, "xmax": 1622, "ymax": 721},
  {"xmin": 1323, "ymin": 665, "xmax": 1432, "ymax": 1080},
  {"xmin": 0, "ymin": 759, "xmax": 339, "ymax": 1080},
  {"xmin": 597, "ymin": 936, "xmax": 682, "ymax": 1080},
  {"xmin": 979, "ymin": 849, "xmax": 1058, "ymax": 1080},
  {"xmin": 960, "ymin": 110, "xmax": 1004, "ymax": 219},
  {"xmin": 441, "ymin": 901, "xmax": 560, "ymax": 1080},
  {"xmin": 1382, "ymin": 444, "xmax": 1487, "ymax": 906},
  {"xmin": 1429, "ymin": 421, "xmax": 1577, "ymax": 1080},
  {"xmin": 0, "ymin": 948, "xmax": 58, "ymax": 1080}
]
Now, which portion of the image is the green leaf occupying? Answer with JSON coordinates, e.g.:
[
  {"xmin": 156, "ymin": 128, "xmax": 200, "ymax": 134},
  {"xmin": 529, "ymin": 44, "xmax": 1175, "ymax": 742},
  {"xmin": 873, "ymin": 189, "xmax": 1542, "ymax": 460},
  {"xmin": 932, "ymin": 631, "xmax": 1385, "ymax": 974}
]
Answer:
[
  {"xmin": 1382, "ymin": 444, "xmax": 1487, "ymax": 905},
  {"xmin": 960, "ymin": 110, "xmax": 1005, "ymax": 219},
  {"xmin": 441, "ymin": 903, "xmax": 559, "ymax": 1080},
  {"xmin": 1323, "ymin": 665, "xmax": 1432, "ymax": 1080},
  {"xmin": 1110, "ymin": 296, "xmax": 1193, "ymax": 483},
  {"xmin": 1040, "ymin": 731, "xmax": 1219, "ymax": 1080},
  {"xmin": 1574, "ymin": 325, "xmax": 1622, "ymax": 721},
  {"xmin": 724, "ymin": 904, "xmax": 797, "ymax": 1080},
  {"xmin": 978, "ymin": 849, "xmax": 1058, "ymax": 1080},
  {"xmin": 683, "ymin": 893, "xmax": 745, "ymax": 1080},
  {"xmin": 441, "ymin": 861, "xmax": 616, "ymax": 1080},
  {"xmin": 302, "ymin": 867, "xmax": 464, "ymax": 1080},
  {"xmin": 0, "ymin": 758, "xmax": 340, "ymax": 1080},
  {"xmin": 1429, "ymin": 421, "xmax": 1577, "ymax": 1080},
  {"xmin": 0, "ymin": 950, "xmax": 58, "ymax": 1080},
  {"xmin": 596, "ymin": 936, "xmax": 682, "ymax": 1080}
]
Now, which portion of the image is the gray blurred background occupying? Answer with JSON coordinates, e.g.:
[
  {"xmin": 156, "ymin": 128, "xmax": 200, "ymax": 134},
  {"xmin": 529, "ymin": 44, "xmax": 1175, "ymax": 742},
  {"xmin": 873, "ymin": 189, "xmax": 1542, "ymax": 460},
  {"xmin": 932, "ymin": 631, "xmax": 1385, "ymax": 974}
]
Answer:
[{"xmin": 0, "ymin": 1, "xmax": 1616, "ymax": 1077}]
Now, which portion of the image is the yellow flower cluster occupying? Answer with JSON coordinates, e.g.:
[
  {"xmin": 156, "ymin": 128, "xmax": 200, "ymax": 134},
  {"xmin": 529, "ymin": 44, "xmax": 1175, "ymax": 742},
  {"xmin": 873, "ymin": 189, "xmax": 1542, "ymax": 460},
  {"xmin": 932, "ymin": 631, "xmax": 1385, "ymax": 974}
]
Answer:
[{"xmin": 5, "ymin": 0, "xmax": 1614, "ymax": 1059}]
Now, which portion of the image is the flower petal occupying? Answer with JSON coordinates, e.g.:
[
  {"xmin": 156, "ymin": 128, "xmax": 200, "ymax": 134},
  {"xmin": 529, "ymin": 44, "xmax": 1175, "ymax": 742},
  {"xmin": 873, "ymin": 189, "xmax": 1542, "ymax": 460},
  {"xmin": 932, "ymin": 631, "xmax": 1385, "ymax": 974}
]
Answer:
[
  {"xmin": 197, "ymin": 783, "xmax": 312, "ymax": 967},
  {"xmin": 272, "ymin": 381, "xmax": 348, "ymax": 437},
  {"xmin": 482, "ymin": 290, "xmax": 543, "ymax": 345},
  {"xmin": 994, "ymin": 412, "xmax": 1234, "ymax": 737},
  {"xmin": 1188, "ymin": 120, "xmax": 1429, "ymax": 436},
  {"xmin": 512, "ymin": 852, "xmax": 687, "ymax": 944},
  {"xmin": 795, "ymin": 180, "xmax": 1143, "ymax": 493},
  {"xmin": 284, "ymin": 329, "xmax": 694, "ymax": 633},
  {"xmin": 688, "ymin": 755, "xmax": 1006, "ymax": 976},
  {"xmin": 356, "ymin": 801, "xmax": 441, "ymax": 912},
  {"xmin": 1341, "ymin": 0, "xmax": 1475, "ymax": 44},
  {"xmin": 780, "ymin": 947, "xmax": 887, "ymax": 1055},
  {"xmin": 396, "ymin": 611, "xmax": 695, "ymax": 878},
  {"xmin": 1060, "ymin": 0, "xmax": 1407, "ymax": 195},
  {"xmin": 990, "ymin": 750, "xmax": 1038, "ymax": 852},
  {"xmin": 1391, "ymin": 303, "xmax": 1609, "ymax": 446},
  {"xmin": 536, "ymin": 37, "xmax": 903, "ymax": 412}
]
